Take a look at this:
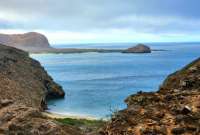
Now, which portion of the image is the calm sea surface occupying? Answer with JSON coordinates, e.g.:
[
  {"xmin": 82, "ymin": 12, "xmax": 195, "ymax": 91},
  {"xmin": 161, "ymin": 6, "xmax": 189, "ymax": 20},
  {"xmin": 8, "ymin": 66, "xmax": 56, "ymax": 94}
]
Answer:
[{"xmin": 31, "ymin": 42, "xmax": 200, "ymax": 118}]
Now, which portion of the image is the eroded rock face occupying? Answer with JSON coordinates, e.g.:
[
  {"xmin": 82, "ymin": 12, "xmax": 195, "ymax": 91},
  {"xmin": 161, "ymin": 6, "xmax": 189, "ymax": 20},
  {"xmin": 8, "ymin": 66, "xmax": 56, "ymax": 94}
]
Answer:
[
  {"xmin": 123, "ymin": 44, "xmax": 151, "ymax": 53},
  {"xmin": 0, "ymin": 44, "xmax": 65, "ymax": 109},
  {"xmin": 102, "ymin": 57, "xmax": 200, "ymax": 135},
  {"xmin": 0, "ymin": 32, "xmax": 51, "ymax": 52},
  {"xmin": 0, "ymin": 45, "xmax": 82, "ymax": 135}
]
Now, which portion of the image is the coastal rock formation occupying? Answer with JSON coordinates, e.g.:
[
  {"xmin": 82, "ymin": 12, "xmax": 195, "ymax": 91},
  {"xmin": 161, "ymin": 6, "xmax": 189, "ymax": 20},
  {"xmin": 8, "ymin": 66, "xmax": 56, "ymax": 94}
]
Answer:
[
  {"xmin": 0, "ymin": 100, "xmax": 82, "ymax": 135},
  {"xmin": 0, "ymin": 33, "xmax": 154, "ymax": 54},
  {"xmin": 102, "ymin": 57, "xmax": 200, "ymax": 135},
  {"xmin": 0, "ymin": 45, "xmax": 83, "ymax": 134},
  {"xmin": 160, "ymin": 57, "xmax": 200, "ymax": 92},
  {"xmin": 0, "ymin": 32, "xmax": 154, "ymax": 54},
  {"xmin": 0, "ymin": 44, "xmax": 65, "ymax": 110},
  {"xmin": 0, "ymin": 32, "xmax": 52, "ymax": 52},
  {"xmin": 123, "ymin": 44, "xmax": 151, "ymax": 53}
]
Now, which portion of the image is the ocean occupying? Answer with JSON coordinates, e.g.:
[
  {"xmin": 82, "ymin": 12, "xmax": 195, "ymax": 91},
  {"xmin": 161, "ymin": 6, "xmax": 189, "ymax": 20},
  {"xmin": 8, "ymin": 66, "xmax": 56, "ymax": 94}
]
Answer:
[{"xmin": 31, "ymin": 42, "xmax": 200, "ymax": 118}]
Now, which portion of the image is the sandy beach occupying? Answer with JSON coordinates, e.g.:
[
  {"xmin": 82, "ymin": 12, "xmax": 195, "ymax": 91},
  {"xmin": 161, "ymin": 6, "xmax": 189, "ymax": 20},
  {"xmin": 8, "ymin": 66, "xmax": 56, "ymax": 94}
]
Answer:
[{"xmin": 42, "ymin": 111, "xmax": 104, "ymax": 120}]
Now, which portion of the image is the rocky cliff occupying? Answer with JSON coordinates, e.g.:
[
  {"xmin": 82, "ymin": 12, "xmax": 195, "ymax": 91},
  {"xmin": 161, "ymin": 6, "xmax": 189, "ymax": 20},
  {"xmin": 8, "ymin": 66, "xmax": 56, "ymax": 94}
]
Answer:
[
  {"xmin": 0, "ymin": 45, "xmax": 82, "ymax": 135},
  {"xmin": 0, "ymin": 32, "xmax": 52, "ymax": 52},
  {"xmin": 102, "ymin": 57, "xmax": 200, "ymax": 135},
  {"xmin": 0, "ymin": 44, "xmax": 65, "ymax": 109}
]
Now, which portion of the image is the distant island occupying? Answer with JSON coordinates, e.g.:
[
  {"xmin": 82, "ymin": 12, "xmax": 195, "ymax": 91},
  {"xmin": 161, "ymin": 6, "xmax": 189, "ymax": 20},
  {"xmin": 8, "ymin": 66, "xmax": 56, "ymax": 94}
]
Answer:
[
  {"xmin": 0, "ymin": 32, "xmax": 165, "ymax": 54},
  {"xmin": 122, "ymin": 44, "xmax": 151, "ymax": 53}
]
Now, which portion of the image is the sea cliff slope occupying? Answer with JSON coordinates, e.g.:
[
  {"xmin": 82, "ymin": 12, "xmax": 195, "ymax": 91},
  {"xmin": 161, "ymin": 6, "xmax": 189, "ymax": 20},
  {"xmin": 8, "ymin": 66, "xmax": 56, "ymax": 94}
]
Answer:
[
  {"xmin": 0, "ymin": 44, "xmax": 82, "ymax": 135},
  {"xmin": 102, "ymin": 57, "xmax": 200, "ymax": 135},
  {"xmin": 0, "ymin": 44, "xmax": 65, "ymax": 109}
]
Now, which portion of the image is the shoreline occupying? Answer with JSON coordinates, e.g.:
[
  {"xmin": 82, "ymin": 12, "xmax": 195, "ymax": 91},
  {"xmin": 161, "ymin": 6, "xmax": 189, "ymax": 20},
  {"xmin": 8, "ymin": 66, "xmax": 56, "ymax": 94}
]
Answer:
[
  {"xmin": 27, "ymin": 48, "xmax": 123, "ymax": 54},
  {"xmin": 25, "ymin": 47, "xmax": 167, "ymax": 54},
  {"xmin": 42, "ymin": 111, "xmax": 107, "ymax": 121}
]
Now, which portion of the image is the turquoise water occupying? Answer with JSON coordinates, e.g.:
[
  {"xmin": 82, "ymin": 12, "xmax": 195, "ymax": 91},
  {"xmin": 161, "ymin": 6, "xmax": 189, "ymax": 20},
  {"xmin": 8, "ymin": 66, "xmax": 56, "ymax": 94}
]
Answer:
[{"xmin": 31, "ymin": 42, "xmax": 200, "ymax": 118}]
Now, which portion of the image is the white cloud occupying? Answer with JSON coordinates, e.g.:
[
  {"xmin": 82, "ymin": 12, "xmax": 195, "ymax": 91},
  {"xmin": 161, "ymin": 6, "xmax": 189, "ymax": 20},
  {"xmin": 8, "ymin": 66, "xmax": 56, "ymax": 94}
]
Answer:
[
  {"xmin": 1, "ymin": 28, "xmax": 199, "ymax": 45},
  {"xmin": 0, "ymin": 0, "xmax": 200, "ymax": 43}
]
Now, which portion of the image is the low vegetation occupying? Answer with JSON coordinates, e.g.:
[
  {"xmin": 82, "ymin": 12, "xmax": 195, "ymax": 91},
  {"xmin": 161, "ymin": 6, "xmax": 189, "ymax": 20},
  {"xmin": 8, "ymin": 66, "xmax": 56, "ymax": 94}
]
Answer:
[{"xmin": 55, "ymin": 118, "xmax": 106, "ymax": 134}]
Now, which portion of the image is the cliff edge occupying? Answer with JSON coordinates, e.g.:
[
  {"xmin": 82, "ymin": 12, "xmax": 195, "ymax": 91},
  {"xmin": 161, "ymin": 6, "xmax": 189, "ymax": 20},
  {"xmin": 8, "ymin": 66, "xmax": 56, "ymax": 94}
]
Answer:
[
  {"xmin": 102, "ymin": 57, "xmax": 200, "ymax": 135},
  {"xmin": 0, "ymin": 45, "xmax": 80, "ymax": 135},
  {"xmin": 0, "ymin": 44, "xmax": 65, "ymax": 109}
]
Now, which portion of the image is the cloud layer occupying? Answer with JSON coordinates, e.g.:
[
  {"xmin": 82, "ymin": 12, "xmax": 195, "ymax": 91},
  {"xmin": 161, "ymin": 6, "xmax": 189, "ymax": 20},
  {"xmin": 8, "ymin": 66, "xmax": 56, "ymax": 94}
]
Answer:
[{"xmin": 0, "ymin": 0, "xmax": 200, "ymax": 43}]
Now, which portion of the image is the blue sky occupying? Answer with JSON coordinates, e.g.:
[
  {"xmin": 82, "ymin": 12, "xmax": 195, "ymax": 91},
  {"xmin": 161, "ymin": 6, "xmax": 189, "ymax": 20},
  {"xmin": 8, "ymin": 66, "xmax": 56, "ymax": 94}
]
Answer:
[{"xmin": 0, "ymin": 0, "xmax": 200, "ymax": 44}]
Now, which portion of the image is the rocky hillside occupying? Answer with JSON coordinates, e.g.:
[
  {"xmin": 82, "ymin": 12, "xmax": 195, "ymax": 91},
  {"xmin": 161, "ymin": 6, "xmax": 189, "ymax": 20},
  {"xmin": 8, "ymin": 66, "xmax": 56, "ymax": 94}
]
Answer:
[
  {"xmin": 0, "ymin": 101, "xmax": 82, "ymax": 135},
  {"xmin": 160, "ymin": 57, "xmax": 200, "ymax": 92},
  {"xmin": 102, "ymin": 57, "xmax": 200, "ymax": 135},
  {"xmin": 0, "ymin": 44, "xmax": 65, "ymax": 109},
  {"xmin": 0, "ymin": 32, "xmax": 52, "ymax": 52},
  {"xmin": 0, "ymin": 45, "xmax": 82, "ymax": 134}
]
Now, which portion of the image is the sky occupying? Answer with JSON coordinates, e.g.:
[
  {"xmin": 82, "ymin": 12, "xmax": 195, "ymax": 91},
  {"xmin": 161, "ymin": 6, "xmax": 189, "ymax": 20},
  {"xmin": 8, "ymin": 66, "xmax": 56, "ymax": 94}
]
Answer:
[{"xmin": 0, "ymin": 0, "xmax": 200, "ymax": 44}]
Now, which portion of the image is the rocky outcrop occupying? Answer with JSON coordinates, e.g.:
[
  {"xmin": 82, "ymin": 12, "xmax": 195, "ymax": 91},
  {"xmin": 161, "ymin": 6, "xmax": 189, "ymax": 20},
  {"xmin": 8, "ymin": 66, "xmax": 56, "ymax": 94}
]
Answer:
[
  {"xmin": 160, "ymin": 57, "xmax": 200, "ymax": 92},
  {"xmin": 0, "ymin": 44, "xmax": 65, "ymax": 110},
  {"xmin": 123, "ymin": 44, "xmax": 151, "ymax": 53},
  {"xmin": 0, "ymin": 100, "xmax": 82, "ymax": 135},
  {"xmin": 102, "ymin": 57, "xmax": 200, "ymax": 135},
  {"xmin": 0, "ymin": 32, "xmax": 52, "ymax": 52},
  {"xmin": 0, "ymin": 45, "xmax": 83, "ymax": 135}
]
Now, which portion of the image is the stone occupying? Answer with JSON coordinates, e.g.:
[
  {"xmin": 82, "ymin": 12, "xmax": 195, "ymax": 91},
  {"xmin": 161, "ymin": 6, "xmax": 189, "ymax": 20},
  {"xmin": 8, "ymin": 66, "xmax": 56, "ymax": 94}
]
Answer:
[
  {"xmin": 171, "ymin": 127, "xmax": 185, "ymax": 134},
  {"xmin": 181, "ymin": 106, "xmax": 192, "ymax": 115},
  {"xmin": 0, "ymin": 99, "xmax": 13, "ymax": 107}
]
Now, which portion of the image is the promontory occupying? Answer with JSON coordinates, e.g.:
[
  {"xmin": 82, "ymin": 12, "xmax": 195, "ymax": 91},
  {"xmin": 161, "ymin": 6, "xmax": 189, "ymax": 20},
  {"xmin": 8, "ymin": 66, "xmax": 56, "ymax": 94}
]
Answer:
[
  {"xmin": 0, "ymin": 44, "xmax": 82, "ymax": 135},
  {"xmin": 0, "ymin": 32, "xmax": 154, "ymax": 54}
]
